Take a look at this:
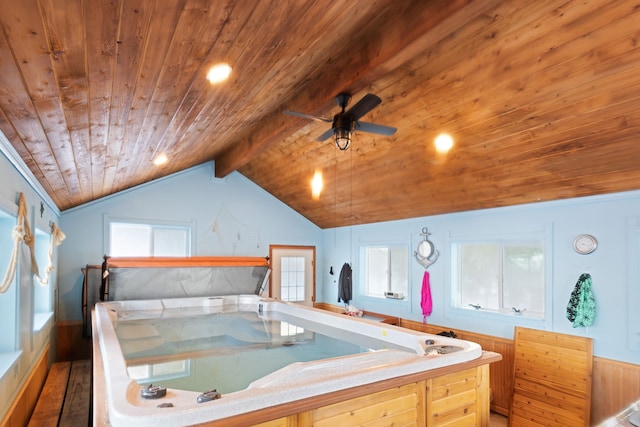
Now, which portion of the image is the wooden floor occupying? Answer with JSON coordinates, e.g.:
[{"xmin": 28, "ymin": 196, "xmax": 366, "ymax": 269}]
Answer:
[
  {"xmin": 490, "ymin": 412, "xmax": 508, "ymax": 427},
  {"xmin": 28, "ymin": 359, "xmax": 92, "ymax": 427}
]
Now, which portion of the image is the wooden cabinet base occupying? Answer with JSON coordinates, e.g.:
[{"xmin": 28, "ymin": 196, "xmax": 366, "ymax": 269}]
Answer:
[{"xmin": 228, "ymin": 354, "xmax": 498, "ymax": 427}]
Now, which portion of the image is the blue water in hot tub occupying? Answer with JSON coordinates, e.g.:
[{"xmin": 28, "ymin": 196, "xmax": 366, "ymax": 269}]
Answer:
[{"xmin": 114, "ymin": 308, "xmax": 413, "ymax": 394}]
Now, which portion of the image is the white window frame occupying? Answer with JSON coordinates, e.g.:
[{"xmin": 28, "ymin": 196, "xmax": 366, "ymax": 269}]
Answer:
[
  {"xmin": 447, "ymin": 226, "xmax": 552, "ymax": 326},
  {"xmin": 33, "ymin": 227, "xmax": 54, "ymax": 331},
  {"xmin": 359, "ymin": 242, "xmax": 409, "ymax": 301},
  {"xmin": 104, "ymin": 215, "xmax": 195, "ymax": 257},
  {"xmin": 0, "ymin": 195, "xmax": 21, "ymax": 376},
  {"xmin": 627, "ymin": 217, "xmax": 640, "ymax": 352},
  {"xmin": 279, "ymin": 256, "xmax": 306, "ymax": 302}
]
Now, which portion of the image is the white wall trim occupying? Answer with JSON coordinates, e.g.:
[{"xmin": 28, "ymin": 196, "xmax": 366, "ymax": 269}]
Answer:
[
  {"xmin": 62, "ymin": 162, "xmax": 218, "ymax": 215},
  {"xmin": 0, "ymin": 130, "xmax": 59, "ymax": 216}
]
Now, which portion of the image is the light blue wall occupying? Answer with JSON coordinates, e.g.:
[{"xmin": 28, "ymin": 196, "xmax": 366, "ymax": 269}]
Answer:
[
  {"xmin": 0, "ymin": 143, "xmax": 59, "ymax": 420},
  {"xmin": 56, "ymin": 157, "xmax": 640, "ymax": 365},
  {"xmin": 3, "ymin": 136, "xmax": 640, "ymax": 371},
  {"xmin": 320, "ymin": 191, "xmax": 640, "ymax": 364},
  {"xmin": 57, "ymin": 163, "xmax": 323, "ymax": 321}
]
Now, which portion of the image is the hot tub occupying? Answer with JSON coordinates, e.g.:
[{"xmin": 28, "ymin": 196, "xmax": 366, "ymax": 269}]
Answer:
[{"xmin": 92, "ymin": 295, "xmax": 491, "ymax": 426}]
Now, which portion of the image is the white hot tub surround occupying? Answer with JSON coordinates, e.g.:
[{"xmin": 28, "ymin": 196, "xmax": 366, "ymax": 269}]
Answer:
[{"xmin": 93, "ymin": 295, "xmax": 483, "ymax": 427}]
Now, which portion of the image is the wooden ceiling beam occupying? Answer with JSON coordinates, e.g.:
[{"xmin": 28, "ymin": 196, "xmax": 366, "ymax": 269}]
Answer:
[{"xmin": 213, "ymin": 0, "xmax": 503, "ymax": 178}]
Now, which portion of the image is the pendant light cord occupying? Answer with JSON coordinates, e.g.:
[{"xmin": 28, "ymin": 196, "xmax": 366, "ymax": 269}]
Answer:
[{"xmin": 348, "ymin": 145, "xmax": 353, "ymax": 265}]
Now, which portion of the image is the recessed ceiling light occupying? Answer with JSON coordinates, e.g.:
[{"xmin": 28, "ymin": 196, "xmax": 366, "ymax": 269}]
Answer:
[
  {"xmin": 153, "ymin": 153, "xmax": 168, "ymax": 166},
  {"xmin": 206, "ymin": 63, "xmax": 232, "ymax": 84},
  {"xmin": 434, "ymin": 133, "xmax": 454, "ymax": 153}
]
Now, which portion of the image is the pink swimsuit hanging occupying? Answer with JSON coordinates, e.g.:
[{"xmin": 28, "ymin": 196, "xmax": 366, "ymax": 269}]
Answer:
[{"xmin": 421, "ymin": 270, "xmax": 432, "ymax": 324}]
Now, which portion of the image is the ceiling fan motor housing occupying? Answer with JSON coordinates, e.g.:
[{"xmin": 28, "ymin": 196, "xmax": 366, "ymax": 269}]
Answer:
[
  {"xmin": 335, "ymin": 93, "xmax": 352, "ymax": 109},
  {"xmin": 333, "ymin": 114, "xmax": 354, "ymax": 133}
]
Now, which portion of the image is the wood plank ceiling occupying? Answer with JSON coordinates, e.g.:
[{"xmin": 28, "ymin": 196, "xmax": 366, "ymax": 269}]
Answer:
[{"xmin": 0, "ymin": 0, "xmax": 639, "ymax": 228}]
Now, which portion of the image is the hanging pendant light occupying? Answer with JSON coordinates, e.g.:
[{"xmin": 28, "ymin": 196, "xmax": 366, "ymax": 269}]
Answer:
[
  {"xmin": 333, "ymin": 113, "xmax": 352, "ymax": 150},
  {"xmin": 334, "ymin": 128, "xmax": 352, "ymax": 150},
  {"xmin": 311, "ymin": 168, "xmax": 323, "ymax": 199}
]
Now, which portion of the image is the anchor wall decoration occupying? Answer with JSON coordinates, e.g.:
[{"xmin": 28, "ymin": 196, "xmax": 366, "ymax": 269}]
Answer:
[{"xmin": 414, "ymin": 227, "xmax": 439, "ymax": 269}]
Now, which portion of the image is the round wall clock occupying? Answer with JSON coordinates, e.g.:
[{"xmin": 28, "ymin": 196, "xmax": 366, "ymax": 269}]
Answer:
[{"xmin": 573, "ymin": 234, "xmax": 597, "ymax": 254}]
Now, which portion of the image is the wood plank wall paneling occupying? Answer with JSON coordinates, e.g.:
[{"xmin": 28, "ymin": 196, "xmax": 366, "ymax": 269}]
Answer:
[
  {"xmin": 592, "ymin": 357, "xmax": 640, "ymax": 424},
  {"xmin": 509, "ymin": 327, "xmax": 593, "ymax": 426},
  {"xmin": 399, "ymin": 318, "xmax": 514, "ymax": 416},
  {"xmin": 210, "ymin": 360, "xmax": 498, "ymax": 427},
  {"xmin": 313, "ymin": 305, "xmax": 640, "ymax": 424},
  {"xmin": 56, "ymin": 321, "xmax": 92, "ymax": 362},
  {"xmin": 427, "ymin": 367, "xmax": 481, "ymax": 425},
  {"xmin": 0, "ymin": 346, "xmax": 49, "ymax": 427},
  {"xmin": 313, "ymin": 382, "xmax": 423, "ymax": 426},
  {"xmin": 399, "ymin": 319, "xmax": 640, "ymax": 424}
]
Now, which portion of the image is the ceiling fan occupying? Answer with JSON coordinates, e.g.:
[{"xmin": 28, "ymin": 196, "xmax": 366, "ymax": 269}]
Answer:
[{"xmin": 284, "ymin": 93, "xmax": 397, "ymax": 150}]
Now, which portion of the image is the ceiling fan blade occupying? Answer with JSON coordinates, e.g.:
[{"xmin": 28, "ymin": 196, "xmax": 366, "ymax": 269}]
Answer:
[
  {"xmin": 315, "ymin": 128, "xmax": 335, "ymax": 141},
  {"xmin": 355, "ymin": 121, "xmax": 397, "ymax": 136},
  {"xmin": 284, "ymin": 110, "xmax": 332, "ymax": 123},
  {"xmin": 346, "ymin": 93, "xmax": 382, "ymax": 121}
]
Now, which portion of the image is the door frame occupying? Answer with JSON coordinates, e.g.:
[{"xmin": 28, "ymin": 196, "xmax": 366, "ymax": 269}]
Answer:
[{"xmin": 269, "ymin": 245, "xmax": 316, "ymax": 304}]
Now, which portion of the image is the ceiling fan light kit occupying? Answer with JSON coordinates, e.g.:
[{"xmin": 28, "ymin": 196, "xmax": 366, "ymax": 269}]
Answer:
[
  {"xmin": 334, "ymin": 122, "xmax": 352, "ymax": 150},
  {"xmin": 332, "ymin": 94, "xmax": 353, "ymax": 150},
  {"xmin": 285, "ymin": 93, "xmax": 397, "ymax": 150}
]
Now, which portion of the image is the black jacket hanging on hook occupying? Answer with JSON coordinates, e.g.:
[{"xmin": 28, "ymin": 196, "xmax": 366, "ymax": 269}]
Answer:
[{"xmin": 338, "ymin": 263, "xmax": 352, "ymax": 304}]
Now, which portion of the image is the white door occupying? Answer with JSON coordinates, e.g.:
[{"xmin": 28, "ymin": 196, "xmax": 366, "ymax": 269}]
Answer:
[{"xmin": 269, "ymin": 245, "xmax": 315, "ymax": 306}]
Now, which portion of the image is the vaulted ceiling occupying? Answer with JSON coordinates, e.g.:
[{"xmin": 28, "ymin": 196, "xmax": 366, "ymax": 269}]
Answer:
[{"xmin": 1, "ymin": 0, "xmax": 639, "ymax": 228}]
